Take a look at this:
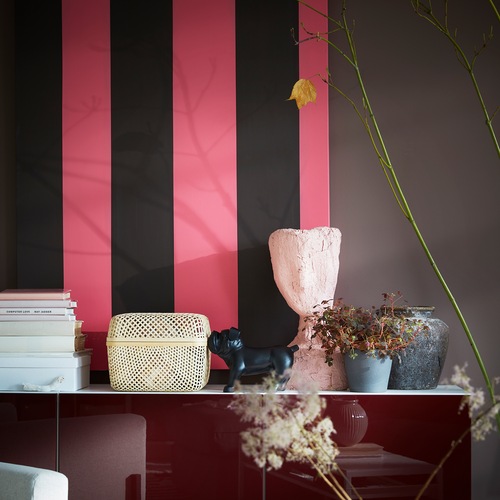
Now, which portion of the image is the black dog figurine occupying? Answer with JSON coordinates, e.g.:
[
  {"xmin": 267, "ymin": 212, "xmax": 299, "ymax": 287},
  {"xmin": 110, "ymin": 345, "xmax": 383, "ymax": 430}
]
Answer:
[{"xmin": 208, "ymin": 327, "xmax": 299, "ymax": 392}]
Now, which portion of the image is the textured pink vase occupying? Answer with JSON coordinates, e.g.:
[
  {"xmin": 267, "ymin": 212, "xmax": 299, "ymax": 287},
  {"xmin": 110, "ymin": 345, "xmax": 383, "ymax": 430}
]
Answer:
[{"xmin": 268, "ymin": 227, "xmax": 348, "ymax": 390}]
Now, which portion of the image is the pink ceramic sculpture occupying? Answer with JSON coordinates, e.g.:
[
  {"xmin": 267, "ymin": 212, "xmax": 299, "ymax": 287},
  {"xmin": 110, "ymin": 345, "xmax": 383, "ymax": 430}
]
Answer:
[{"xmin": 268, "ymin": 227, "xmax": 348, "ymax": 390}]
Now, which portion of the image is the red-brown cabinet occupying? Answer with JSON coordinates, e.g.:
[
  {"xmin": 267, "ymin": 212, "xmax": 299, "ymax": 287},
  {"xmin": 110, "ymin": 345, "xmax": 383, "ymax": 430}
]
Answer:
[{"xmin": 0, "ymin": 385, "xmax": 470, "ymax": 499}]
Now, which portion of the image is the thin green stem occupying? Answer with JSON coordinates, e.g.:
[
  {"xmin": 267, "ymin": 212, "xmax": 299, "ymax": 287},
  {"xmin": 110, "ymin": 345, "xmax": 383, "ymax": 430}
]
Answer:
[
  {"xmin": 487, "ymin": 0, "xmax": 500, "ymax": 23},
  {"xmin": 341, "ymin": 1, "xmax": 500, "ymax": 431},
  {"xmin": 297, "ymin": 0, "xmax": 499, "ymax": 431},
  {"xmin": 413, "ymin": 0, "xmax": 500, "ymax": 159},
  {"xmin": 320, "ymin": 70, "xmax": 410, "ymax": 218}
]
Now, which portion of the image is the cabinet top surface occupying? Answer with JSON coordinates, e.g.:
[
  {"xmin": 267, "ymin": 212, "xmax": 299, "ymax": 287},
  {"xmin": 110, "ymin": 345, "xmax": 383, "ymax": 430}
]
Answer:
[{"xmin": 0, "ymin": 384, "xmax": 466, "ymax": 395}]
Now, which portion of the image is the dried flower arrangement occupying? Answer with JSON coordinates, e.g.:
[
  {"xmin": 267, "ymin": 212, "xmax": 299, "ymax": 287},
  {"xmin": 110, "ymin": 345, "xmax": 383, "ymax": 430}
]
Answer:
[
  {"xmin": 229, "ymin": 373, "xmax": 357, "ymax": 499},
  {"xmin": 230, "ymin": 367, "xmax": 500, "ymax": 499}
]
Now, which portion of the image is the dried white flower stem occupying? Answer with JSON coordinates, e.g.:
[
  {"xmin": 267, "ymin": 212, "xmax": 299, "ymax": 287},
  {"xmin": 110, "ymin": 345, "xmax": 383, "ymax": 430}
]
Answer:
[
  {"xmin": 294, "ymin": 415, "xmax": 362, "ymax": 499},
  {"xmin": 304, "ymin": 456, "xmax": 352, "ymax": 500}
]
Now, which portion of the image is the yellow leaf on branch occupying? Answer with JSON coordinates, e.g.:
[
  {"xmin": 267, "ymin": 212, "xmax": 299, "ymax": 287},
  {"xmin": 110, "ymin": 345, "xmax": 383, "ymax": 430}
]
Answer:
[{"xmin": 287, "ymin": 79, "xmax": 317, "ymax": 109}]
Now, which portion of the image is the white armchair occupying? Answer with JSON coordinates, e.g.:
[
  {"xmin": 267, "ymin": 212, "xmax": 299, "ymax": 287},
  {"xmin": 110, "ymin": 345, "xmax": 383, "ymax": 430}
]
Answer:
[{"xmin": 0, "ymin": 462, "xmax": 68, "ymax": 500}]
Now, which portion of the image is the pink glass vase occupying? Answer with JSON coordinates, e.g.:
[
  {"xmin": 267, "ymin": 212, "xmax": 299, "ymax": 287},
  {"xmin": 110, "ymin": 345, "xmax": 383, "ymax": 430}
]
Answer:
[{"xmin": 329, "ymin": 398, "xmax": 368, "ymax": 447}]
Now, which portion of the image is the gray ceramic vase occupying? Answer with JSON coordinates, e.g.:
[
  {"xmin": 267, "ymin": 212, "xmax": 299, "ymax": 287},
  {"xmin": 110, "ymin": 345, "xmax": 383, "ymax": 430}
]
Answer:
[{"xmin": 388, "ymin": 306, "xmax": 449, "ymax": 390}]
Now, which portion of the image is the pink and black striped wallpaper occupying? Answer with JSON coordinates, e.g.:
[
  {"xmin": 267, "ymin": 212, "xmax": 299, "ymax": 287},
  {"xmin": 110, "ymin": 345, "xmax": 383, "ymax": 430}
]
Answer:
[{"xmin": 15, "ymin": 0, "xmax": 329, "ymax": 370}]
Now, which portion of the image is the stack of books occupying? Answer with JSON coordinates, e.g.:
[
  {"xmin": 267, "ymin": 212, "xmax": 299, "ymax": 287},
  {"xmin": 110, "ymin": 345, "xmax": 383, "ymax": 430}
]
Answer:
[{"xmin": 0, "ymin": 289, "xmax": 92, "ymax": 391}]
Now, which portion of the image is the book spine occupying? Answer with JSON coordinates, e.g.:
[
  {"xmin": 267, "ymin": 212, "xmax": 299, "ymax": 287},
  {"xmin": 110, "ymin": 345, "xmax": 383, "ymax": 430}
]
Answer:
[
  {"xmin": 0, "ymin": 301, "xmax": 77, "ymax": 308},
  {"xmin": 0, "ymin": 308, "xmax": 75, "ymax": 315},
  {"xmin": 0, "ymin": 315, "xmax": 77, "ymax": 322},
  {"xmin": 0, "ymin": 289, "xmax": 72, "ymax": 300},
  {"xmin": 0, "ymin": 294, "xmax": 72, "ymax": 300},
  {"xmin": 0, "ymin": 335, "xmax": 85, "ymax": 352},
  {"xmin": 0, "ymin": 320, "xmax": 82, "ymax": 336}
]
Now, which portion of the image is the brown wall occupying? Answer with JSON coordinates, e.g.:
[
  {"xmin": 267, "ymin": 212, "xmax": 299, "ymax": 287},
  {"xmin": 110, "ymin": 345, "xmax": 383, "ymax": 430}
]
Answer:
[{"xmin": 328, "ymin": 1, "xmax": 500, "ymax": 498}]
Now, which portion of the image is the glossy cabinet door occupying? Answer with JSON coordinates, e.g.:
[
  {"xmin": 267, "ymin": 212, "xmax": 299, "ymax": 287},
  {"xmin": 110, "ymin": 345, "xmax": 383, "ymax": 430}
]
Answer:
[
  {"xmin": 58, "ymin": 393, "xmax": 244, "ymax": 500},
  {"xmin": 0, "ymin": 393, "xmax": 58, "ymax": 470},
  {"xmin": 1, "ymin": 389, "xmax": 471, "ymax": 499}
]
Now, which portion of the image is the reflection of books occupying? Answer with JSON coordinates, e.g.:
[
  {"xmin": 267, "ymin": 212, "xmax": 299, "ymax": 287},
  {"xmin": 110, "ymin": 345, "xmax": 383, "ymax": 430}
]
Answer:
[
  {"xmin": 0, "ymin": 307, "xmax": 75, "ymax": 316},
  {"xmin": 0, "ymin": 289, "xmax": 72, "ymax": 300},
  {"xmin": 0, "ymin": 320, "xmax": 82, "ymax": 336},
  {"xmin": 338, "ymin": 443, "xmax": 384, "ymax": 457},
  {"xmin": 0, "ymin": 334, "xmax": 86, "ymax": 352}
]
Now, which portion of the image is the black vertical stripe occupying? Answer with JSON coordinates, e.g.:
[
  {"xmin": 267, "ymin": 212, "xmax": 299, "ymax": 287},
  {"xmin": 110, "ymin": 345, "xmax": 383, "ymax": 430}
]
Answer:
[
  {"xmin": 110, "ymin": 0, "xmax": 174, "ymax": 314},
  {"xmin": 15, "ymin": 0, "xmax": 63, "ymax": 288},
  {"xmin": 236, "ymin": 1, "xmax": 300, "ymax": 347}
]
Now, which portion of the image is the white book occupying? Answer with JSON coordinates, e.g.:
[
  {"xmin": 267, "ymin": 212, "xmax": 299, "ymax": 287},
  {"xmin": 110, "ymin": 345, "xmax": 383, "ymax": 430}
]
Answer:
[
  {"xmin": 0, "ymin": 289, "xmax": 72, "ymax": 300},
  {"xmin": 0, "ymin": 300, "xmax": 77, "ymax": 308},
  {"xmin": 0, "ymin": 350, "xmax": 92, "ymax": 366},
  {"xmin": 0, "ymin": 320, "xmax": 82, "ymax": 336},
  {"xmin": 0, "ymin": 315, "xmax": 77, "ymax": 322},
  {"xmin": 0, "ymin": 307, "xmax": 75, "ymax": 315},
  {"xmin": 0, "ymin": 349, "xmax": 92, "ymax": 359},
  {"xmin": 0, "ymin": 350, "xmax": 91, "ymax": 391},
  {"xmin": 0, "ymin": 334, "xmax": 86, "ymax": 352}
]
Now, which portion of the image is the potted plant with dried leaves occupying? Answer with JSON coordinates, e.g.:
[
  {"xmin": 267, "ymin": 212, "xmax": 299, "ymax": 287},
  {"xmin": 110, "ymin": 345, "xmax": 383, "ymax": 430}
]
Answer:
[{"xmin": 306, "ymin": 292, "xmax": 427, "ymax": 392}]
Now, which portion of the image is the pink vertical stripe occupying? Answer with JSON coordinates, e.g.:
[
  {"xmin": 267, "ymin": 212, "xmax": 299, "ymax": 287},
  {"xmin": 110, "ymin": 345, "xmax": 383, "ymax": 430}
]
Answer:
[
  {"xmin": 173, "ymin": 0, "xmax": 238, "ymax": 369},
  {"xmin": 299, "ymin": 0, "xmax": 330, "ymax": 229},
  {"xmin": 62, "ymin": 0, "xmax": 112, "ymax": 370}
]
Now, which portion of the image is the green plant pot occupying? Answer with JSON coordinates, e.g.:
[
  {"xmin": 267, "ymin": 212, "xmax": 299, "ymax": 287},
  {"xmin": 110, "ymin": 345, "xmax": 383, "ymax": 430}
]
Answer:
[{"xmin": 343, "ymin": 351, "xmax": 393, "ymax": 392}]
